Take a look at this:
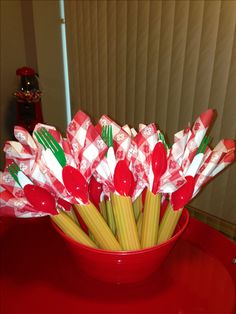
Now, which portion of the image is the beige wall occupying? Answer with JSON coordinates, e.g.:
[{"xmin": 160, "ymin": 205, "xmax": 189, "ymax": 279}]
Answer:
[
  {"xmin": 32, "ymin": 0, "xmax": 67, "ymax": 133},
  {"xmin": 0, "ymin": 0, "xmax": 26, "ymax": 168},
  {"xmin": 0, "ymin": 0, "xmax": 67, "ymax": 169}
]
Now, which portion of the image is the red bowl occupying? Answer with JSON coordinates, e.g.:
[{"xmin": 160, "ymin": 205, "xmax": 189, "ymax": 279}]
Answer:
[{"xmin": 52, "ymin": 208, "xmax": 189, "ymax": 284}]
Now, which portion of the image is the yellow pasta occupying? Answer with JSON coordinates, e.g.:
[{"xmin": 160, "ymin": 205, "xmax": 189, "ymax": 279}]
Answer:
[
  {"xmin": 66, "ymin": 207, "xmax": 80, "ymax": 225},
  {"xmin": 157, "ymin": 203, "xmax": 183, "ymax": 244},
  {"xmin": 137, "ymin": 211, "xmax": 143, "ymax": 239},
  {"xmin": 111, "ymin": 193, "xmax": 141, "ymax": 251},
  {"xmin": 51, "ymin": 210, "xmax": 97, "ymax": 248},
  {"xmin": 99, "ymin": 200, "xmax": 107, "ymax": 222},
  {"xmin": 133, "ymin": 193, "xmax": 143, "ymax": 221},
  {"xmin": 106, "ymin": 199, "xmax": 116, "ymax": 235},
  {"xmin": 74, "ymin": 202, "xmax": 121, "ymax": 251},
  {"xmin": 141, "ymin": 189, "xmax": 161, "ymax": 248}
]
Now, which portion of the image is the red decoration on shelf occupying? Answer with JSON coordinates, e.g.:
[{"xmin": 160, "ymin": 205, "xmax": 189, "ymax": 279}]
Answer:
[{"xmin": 15, "ymin": 66, "xmax": 44, "ymax": 133}]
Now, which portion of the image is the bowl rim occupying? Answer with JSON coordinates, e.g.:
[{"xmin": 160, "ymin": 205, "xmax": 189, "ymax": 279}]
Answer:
[{"xmin": 51, "ymin": 208, "xmax": 190, "ymax": 256}]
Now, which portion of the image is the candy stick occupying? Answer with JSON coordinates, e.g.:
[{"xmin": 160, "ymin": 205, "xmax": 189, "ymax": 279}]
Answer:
[
  {"xmin": 106, "ymin": 198, "xmax": 116, "ymax": 235},
  {"xmin": 51, "ymin": 210, "xmax": 98, "ymax": 248},
  {"xmin": 73, "ymin": 202, "xmax": 121, "ymax": 251},
  {"xmin": 111, "ymin": 193, "xmax": 140, "ymax": 250},
  {"xmin": 141, "ymin": 190, "xmax": 161, "ymax": 248},
  {"xmin": 157, "ymin": 203, "xmax": 183, "ymax": 244}
]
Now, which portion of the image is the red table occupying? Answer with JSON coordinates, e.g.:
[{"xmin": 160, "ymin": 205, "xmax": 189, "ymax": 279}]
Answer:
[{"xmin": 0, "ymin": 216, "xmax": 235, "ymax": 314}]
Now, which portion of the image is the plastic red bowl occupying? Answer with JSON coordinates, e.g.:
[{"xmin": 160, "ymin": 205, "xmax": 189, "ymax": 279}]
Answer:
[{"xmin": 52, "ymin": 208, "xmax": 189, "ymax": 284}]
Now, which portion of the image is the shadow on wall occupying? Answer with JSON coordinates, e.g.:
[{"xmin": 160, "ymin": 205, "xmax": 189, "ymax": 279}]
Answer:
[
  {"xmin": 5, "ymin": 99, "xmax": 17, "ymax": 139},
  {"xmin": 0, "ymin": 99, "xmax": 17, "ymax": 170}
]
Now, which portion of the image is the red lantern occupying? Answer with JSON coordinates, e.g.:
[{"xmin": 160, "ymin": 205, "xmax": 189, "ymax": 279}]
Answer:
[{"xmin": 14, "ymin": 67, "xmax": 44, "ymax": 133}]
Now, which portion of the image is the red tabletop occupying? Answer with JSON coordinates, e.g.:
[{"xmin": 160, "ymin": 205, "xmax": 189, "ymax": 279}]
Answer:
[{"xmin": 0, "ymin": 216, "xmax": 235, "ymax": 314}]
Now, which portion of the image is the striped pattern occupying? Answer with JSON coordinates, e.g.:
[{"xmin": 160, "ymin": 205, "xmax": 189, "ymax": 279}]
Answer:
[
  {"xmin": 51, "ymin": 210, "xmax": 97, "ymax": 248},
  {"xmin": 133, "ymin": 193, "xmax": 143, "ymax": 222},
  {"xmin": 111, "ymin": 193, "xmax": 140, "ymax": 250},
  {"xmin": 65, "ymin": 0, "xmax": 236, "ymax": 231},
  {"xmin": 105, "ymin": 199, "xmax": 116, "ymax": 235},
  {"xmin": 137, "ymin": 211, "xmax": 143, "ymax": 239},
  {"xmin": 157, "ymin": 204, "xmax": 183, "ymax": 244},
  {"xmin": 74, "ymin": 202, "xmax": 121, "ymax": 250},
  {"xmin": 99, "ymin": 200, "xmax": 107, "ymax": 222},
  {"xmin": 141, "ymin": 190, "xmax": 161, "ymax": 248}
]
